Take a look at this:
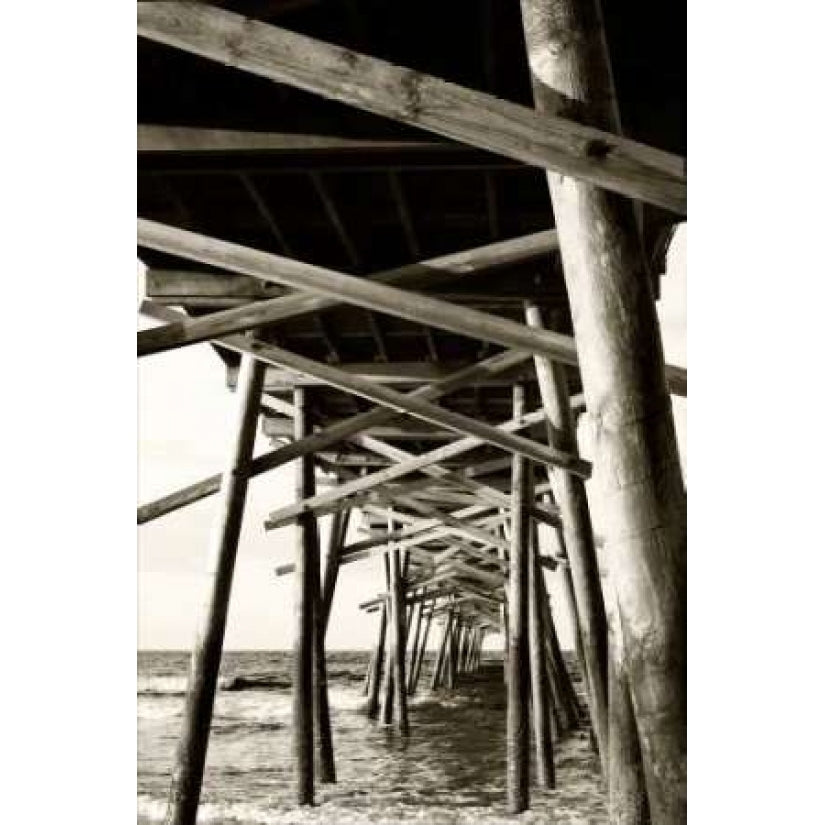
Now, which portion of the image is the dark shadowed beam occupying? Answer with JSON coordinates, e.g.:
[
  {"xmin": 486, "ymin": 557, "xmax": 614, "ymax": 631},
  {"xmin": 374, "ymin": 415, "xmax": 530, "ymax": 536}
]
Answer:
[
  {"xmin": 237, "ymin": 172, "xmax": 295, "ymax": 256},
  {"xmin": 136, "ymin": 3, "xmax": 686, "ymax": 212}
]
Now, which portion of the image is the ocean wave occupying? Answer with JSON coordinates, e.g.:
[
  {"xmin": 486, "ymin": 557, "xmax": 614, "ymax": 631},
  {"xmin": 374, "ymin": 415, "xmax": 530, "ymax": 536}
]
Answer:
[{"xmin": 220, "ymin": 674, "xmax": 291, "ymax": 692}]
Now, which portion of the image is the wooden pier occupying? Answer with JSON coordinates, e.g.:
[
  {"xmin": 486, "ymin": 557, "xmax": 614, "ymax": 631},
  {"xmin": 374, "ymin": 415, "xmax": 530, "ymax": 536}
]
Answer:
[{"xmin": 137, "ymin": 2, "xmax": 686, "ymax": 822}]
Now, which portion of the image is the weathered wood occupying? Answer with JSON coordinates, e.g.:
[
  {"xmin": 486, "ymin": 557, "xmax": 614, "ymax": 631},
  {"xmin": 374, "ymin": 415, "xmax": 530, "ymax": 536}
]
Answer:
[
  {"xmin": 365, "ymin": 601, "xmax": 387, "ymax": 718},
  {"xmin": 167, "ymin": 355, "xmax": 265, "ymax": 825},
  {"xmin": 528, "ymin": 519, "xmax": 556, "ymax": 789},
  {"xmin": 431, "ymin": 612, "xmax": 453, "ymax": 690},
  {"xmin": 137, "ymin": 220, "xmax": 687, "ymax": 397},
  {"xmin": 406, "ymin": 589, "xmax": 425, "ymax": 691},
  {"xmin": 138, "ymin": 227, "xmax": 558, "ymax": 356},
  {"xmin": 136, "ymin": 3, "xmax": 686, "ymax": 212},
  {"xmin": 138, "ymin": 124, "xmax": 450, "ymax": 154},
  {"xmin": 292, "ymin": 388, "xmax": 316, "ymax": 804},
  {"xmin": 520, "ymin": 3, "xmax": 687, "ymax": 819},
  {"xmin": 410, "ymin": 604, "xmax": 433, "ymax": 694},
  {"xmin": 387, "ymin": 521, "xmax": 410, "ymax": 733},
  {"xmin": 526, "ymin": 302, "xmax": 609, "ymax": 768},
  {"xmin": 606, "ymin": 581, "xmax": 650, "ymax": 825},
  {"xmin": 264, "ymin": 408, "xmax": 551, "ymax": 529},
  {"xmin": 136, "ymin": 312, "xmax": 536, "ymax": 524},
  {"xmin": 506, "ymin": 384, "xmax": 531, "ymax": 813}
]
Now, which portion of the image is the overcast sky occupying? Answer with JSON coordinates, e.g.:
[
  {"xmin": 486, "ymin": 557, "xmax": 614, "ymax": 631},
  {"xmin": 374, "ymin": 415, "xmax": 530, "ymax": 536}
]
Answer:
[{"xmin": 138, "ymin": 224, "xmax": 686, "ymax": 650}]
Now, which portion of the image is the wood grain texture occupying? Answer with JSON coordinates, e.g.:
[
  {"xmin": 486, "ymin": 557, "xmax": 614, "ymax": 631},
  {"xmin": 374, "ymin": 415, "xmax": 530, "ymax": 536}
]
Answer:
[
  {"xmin": 136, "ymin": 2, "xmax": 685, "ymax": 212},
  {"xmin": 137, "ymin": 219, "xmax": 687, "ymax": 397}
]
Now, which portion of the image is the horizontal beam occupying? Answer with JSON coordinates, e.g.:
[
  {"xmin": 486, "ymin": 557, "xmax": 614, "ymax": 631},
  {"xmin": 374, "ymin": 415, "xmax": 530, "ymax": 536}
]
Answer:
[
  {"xmin": 136, "ymin": 3, "xmax": 686, "ymax": 213},
  {"xmin": 138, "ymin": 228, "xmax": 558, "ymax": 356},
  {"xmin": 137, "ymin": 220, "xmax": 687, "ymax": 397},
  {"xmin": 138, "ymin": 124, "xmax": 451, "ymax": 154}
]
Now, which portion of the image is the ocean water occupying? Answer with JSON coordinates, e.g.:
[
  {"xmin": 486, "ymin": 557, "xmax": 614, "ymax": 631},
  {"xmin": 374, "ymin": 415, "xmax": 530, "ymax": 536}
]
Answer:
[{"xmin": 138, "ymin": 650, "xmax": 606, "ymax": 824}]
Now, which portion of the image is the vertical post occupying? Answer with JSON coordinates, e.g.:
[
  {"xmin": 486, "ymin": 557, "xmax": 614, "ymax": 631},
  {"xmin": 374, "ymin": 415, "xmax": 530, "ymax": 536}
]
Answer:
[
  {"xmin": 526, "ymin": 302, "xmax": 609, "ymax": 770},
  {"xmin": 168, "ymin": 355, "xmax": 264, "ymax": 825},
  {"xmin": 506, "ymin": 382, "xmax": 531, "ymax": 814},
  {"xmin": 388, "ymin": 518, "xmax": 410, "ymax": 734},
  {"xmin": 606, "ymin": 580, "xmax": 650, "ymax": 824},
  {"xmin": 320, "ymin": 508, "xmax": 351, "ymax": 638},
  {"xmin": 519, "ymin": 3, "xmax": 687, "ymax": 820},
  {"xmin": 528, "ymin": 520, "xmax": 556, "ymax": 789},
  {"xmin": 311, "ymin": 485, "xmax": 335, "ymax": 783},
  {"xmin": 411, "ymin": 602, "xmax": 433, "ymax": 694},
  {"xmin": 406, "ymin": 588, "xmax": 425, "ymax": 691},
  {"xmin": 365, "ymin": 601, "xmax": 387, "ymax": 718},
  {"xmin": 293, "ymin": 387, "xmax": 316, "ymax": 805},
  {"xmin": 497, "ymin": 523, "xmax": 510, "ymax": 684},
  {"xmin": 431, "ymin": 611, "xmax": 453, "ymax": 690}
]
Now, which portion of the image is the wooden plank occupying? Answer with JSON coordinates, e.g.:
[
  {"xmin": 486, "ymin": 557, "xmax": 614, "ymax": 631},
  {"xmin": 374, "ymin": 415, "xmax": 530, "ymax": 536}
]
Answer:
[
  {"xmin": 138, "ymin": 124, "xmax": 450, "ymax": 154},
  {"xmin": 167, "ymin": 355, "xmax": 265, "ymax": 825},
  {"xmin": 136, "ymin": 3, "xmax": 686, "ymax": 212},
  {"xmin": 136, "ymin": 220, "xmax": 687, "ymax": 397},
  {"xmin": 138, "ymin": 227, "xmax": 559, "ymax": 356}
]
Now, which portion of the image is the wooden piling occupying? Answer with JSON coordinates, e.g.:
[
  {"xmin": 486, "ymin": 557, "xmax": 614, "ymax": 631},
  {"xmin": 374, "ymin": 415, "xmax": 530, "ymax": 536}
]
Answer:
[
  {"xmin": 528, "ymin": 520, "xmax": 556, "ymax": 789},
  {"xmin": 310, "ymin": 484, "xmax": 335, "ymax": 783},
  {"xmin": 606, "ymin": 582, "xmax": 650, "ymax": 824},
  {"xmin": 526, "ymin": 302, "xmax": 609, "ymax": 770},
  {"xmin": 406, "ymin": 589, "xmax": 425, "ymax": 691},
  {"xmin": 506, "ymin": 383, "xmax": 531, "ymax": 813},
  {"xmin": 168, "ymin": 355, "xmax": 265, "ymax": 825},
  {"xmin": 388, "ymin": 525, "xmax": 410, "ymax": 733},
  {"xmin": 411, "ymin": 605, "xmax": 432, "ymax": 694},
  {"xmin": 431, "ymin": 610, "xmax": 453, "ymax": 690},
  {"xmin": 520, "ymin": 2, "xmax": 687, "ymax": 819},
  {"xmin": 292, "ymin": 387, "xmax": 317, "ymax": 805},
  {"xmin": 365, "ymin": 601, "xmax": 387, "ymax": 717}
]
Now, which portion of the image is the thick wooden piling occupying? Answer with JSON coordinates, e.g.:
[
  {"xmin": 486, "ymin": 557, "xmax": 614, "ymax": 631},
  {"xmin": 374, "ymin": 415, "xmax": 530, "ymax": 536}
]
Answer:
[
  {"xmin": 506, "ymin": 383, "xmax": 531, "ymax": 813},
  {"xmin": 528, "ymin": 521, "xmax": 556, "ymax": 789},
  {"xmin": 168, "ymin": 355, "xmax": 265, "ymax": 825},
  {"xmin": 526, "ymin": 302, "xmax": 609, "ymax": 769},
  {"xmin": 606, "ymin": 582, "xmax": 650, "ymax": 825},
  {"xmin": 293, "ymin": 387, "xmax": 317, "ymax": 805},
  {"xmin": 519, "ymin": 2, "xmax": 687, "ymax": 820}
]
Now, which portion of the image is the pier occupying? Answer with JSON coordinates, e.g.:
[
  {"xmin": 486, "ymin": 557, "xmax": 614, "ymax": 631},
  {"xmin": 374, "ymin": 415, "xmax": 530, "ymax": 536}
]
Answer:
[{"xmin": 137, "ymin": 2, "xmax": 686, "ymax": 823}]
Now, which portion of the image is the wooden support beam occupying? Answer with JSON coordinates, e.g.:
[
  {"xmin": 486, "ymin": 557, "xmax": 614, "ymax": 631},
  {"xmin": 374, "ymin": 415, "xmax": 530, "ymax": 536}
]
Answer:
[
  {"xmin": 365, "ymin": 601, "xmax": 387, "ymax": 719},
  {"xmin": 138, "ymin": 225, "xmax": 558, "ymax": 356},
  {"xmin": 138, "ymin": 124, "xmax": 450, "ymax": 154},
  {"xmin": 528, "ymin": 520, "xmax": 556, "ymax": 789},
  {"xmin": 310, "ymin": 171, "xmax": 362, "ymax": 271},
  {"xmin": 264, "ymin": 407, "xmax": 554, "ymax": 529},
  {"xmin": 136, "ymin": 220, "xmax": 687, "ymax": 398},
  {"xmin": 506, "ymin": 384, "xmax": 531, "ymax": 813},
  {"xmin": 137, "ymin": 312, "xmax": 535, "ymax": 524},
  {"xmin": 238, "ymin": 172, "xmax": 294, "ymax": 256},
  {"xmin": 410, "ymin": 600, "xmax": 433, "ymax": 694},
  {"xmin": 136, "ymin": 3, "xmax": 686, "ymax": 212},
  {"xmin": 527, "ymin": 298, "xmax": 609, "ymax": 773},
  {"xmin": 166, "ymin": 355, "xmax": 264, "ymax": 825},
  {"xmin": 387, "ymin": 518, "xmax": 409, "ymax": 733},
  {"xmin": 350, "ymin": 431, "xmax": 562, "ymax": 526},
  {"xmin": 292, "ymin": 388, "xmax": 317, "ymax": 803},
  {"xmin": 605, "ymin": 580, "xmax": 650, "ymax": 823},
  {"xmin": 521, "ymin": 2, "xmax": 687, "ymax": 818}
]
